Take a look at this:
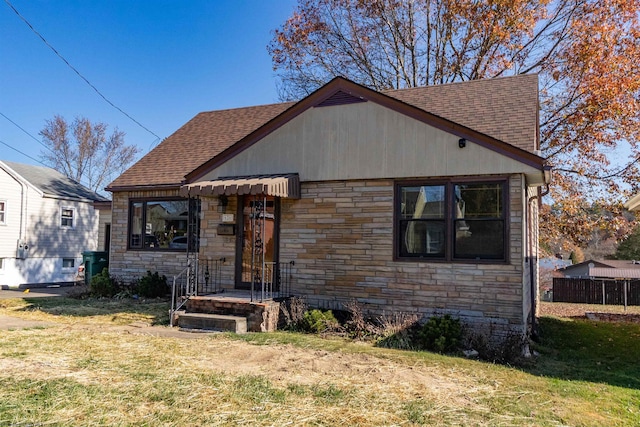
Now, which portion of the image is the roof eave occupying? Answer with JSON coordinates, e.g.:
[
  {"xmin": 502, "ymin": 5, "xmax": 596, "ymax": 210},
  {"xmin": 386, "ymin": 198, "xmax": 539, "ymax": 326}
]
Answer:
[
  {"xmin": 184, "ymin": 77, "xmax": 545, "ymax": 184},
  {"xmin": 105, "ymin": 183, "xmax": 182, "ymax": 193}
]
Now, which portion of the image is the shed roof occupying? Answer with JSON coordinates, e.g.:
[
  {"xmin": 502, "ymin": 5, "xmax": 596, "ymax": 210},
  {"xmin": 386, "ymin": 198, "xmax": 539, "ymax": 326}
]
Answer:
[
  {"xmin": 107, "ymin": 75, "xmax": 541, "ymax": 191},
  {"xmin": 1, "ymin": 161, "xmax": 109, "ymax": 202}
]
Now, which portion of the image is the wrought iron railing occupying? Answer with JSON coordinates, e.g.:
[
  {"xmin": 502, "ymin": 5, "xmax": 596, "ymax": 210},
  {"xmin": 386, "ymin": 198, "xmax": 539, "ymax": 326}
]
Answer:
[
  {"xmin": 251, "ymin": 260, "xmax": 295, "ymax": 302},
  {"xmin": 170, "ymin": 263, "xmax": 192, "ymax": 327},
  {"xmin": 169, "ymin": 257, "xmax": 226, "ymax": 326},
  {"xmin": 196, "ymin": 257, "xmax": 226, "ymax": 294},
  {"xmin": 170, "ymin": 258, "xmax": 295, "ymax": 325}
]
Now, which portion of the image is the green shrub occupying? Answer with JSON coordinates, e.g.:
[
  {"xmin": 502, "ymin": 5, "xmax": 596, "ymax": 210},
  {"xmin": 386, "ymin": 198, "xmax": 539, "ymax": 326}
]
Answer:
[
  {"xmin": 417, "ymin": 314, "xmax": 462, "ymax": 353},
  {"xmin": 89, "ymin": 268, "xmax": 117, "ymax": 298},
  {"xmin": 301, "ymin": 309, "xmax": 339, "ymax": 333},
  {"xmin": 135, "ymin": 271, "xmax": 168, "ymax": 298}
]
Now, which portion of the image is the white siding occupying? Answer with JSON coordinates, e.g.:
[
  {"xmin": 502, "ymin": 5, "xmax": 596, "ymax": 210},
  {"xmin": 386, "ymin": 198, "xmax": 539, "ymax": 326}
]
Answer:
[
  {"xmin": 0, "ymin": 167, "xmax": 24, "ymax": 258},
  {"xmin": 0, "ymin": 167, "xmax": 99, "ymax": 288}
]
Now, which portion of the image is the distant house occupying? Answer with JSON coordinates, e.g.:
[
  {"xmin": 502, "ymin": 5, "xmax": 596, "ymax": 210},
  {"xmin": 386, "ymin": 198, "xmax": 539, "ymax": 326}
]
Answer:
[
  {"xmin": 625, "ymin": 192, "xmax": 640, "ymax": 212},
  {"xmin": 558, "ymin": 259, "xmax": 640, "ymax": 280},
  {"xmin": 0, "ymin": 160, "xmax": 109, "ymax": 288},
  {"xmin": 106, "ymin": 75, "xmax": 550, "ymax": 336}
]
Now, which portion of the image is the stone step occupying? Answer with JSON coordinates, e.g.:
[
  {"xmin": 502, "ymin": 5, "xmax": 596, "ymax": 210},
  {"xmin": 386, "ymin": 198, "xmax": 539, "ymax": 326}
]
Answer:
[{"xmin": 174, "ymin": 311, "xmax": 247, "ymax": 334}]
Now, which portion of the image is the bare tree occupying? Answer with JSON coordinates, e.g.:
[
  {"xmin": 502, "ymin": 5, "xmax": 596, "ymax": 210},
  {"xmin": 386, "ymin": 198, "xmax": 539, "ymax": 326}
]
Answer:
[{"xmin": 39, "ymin": 115, "xmax": 139, "ymax": 193}]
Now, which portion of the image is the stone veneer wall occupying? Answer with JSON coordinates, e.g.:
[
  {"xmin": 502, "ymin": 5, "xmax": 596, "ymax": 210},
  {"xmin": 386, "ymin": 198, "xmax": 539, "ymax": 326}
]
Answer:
[
  {"xmin": 109, "ymin": 189, "xmax": 189, "ymax": 282},
  {"xmin": 198, "ymin": 196, "xmax": 238, "ymax": 290},
  {"xmin": 279, "ymin": 175, "xmax": 529, "ymax": 334}
]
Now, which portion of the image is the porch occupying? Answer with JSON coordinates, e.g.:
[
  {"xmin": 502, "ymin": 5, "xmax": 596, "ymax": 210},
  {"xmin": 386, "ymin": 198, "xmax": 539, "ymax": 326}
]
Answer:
[{"xmin": 170, "ymin": 257, "xmax": 295, "ymax": 333}]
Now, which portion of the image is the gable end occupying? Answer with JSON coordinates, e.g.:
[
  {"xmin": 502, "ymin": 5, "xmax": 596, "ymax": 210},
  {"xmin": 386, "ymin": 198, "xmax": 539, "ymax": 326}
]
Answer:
[{"xmin": 315, "ymin": 90, "xmax": 367, "ymax": 107}]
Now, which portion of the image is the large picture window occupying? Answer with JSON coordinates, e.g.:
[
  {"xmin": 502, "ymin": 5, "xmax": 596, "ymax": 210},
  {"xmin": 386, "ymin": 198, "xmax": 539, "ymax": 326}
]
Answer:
[
  {"xmin": 396, "ymin": 179, "xmax": 506, "ymax": 261},
  {"xmin": 128, "ymin": 198, "xmax": 197, "ymax": 251}
]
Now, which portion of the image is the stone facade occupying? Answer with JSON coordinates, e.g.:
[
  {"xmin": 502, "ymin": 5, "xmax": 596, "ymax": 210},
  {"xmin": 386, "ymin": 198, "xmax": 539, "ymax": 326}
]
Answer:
[
  {"xmin": 109, "ymin": 189, "xmax": 189, "ymax": 282},
  {"xmin": 278, "ymin": 174, "xmax": 530, "ymax": 333},
  {"xmin": 109, "ymin": 174, "xmax": 534, "ymax": 335}
]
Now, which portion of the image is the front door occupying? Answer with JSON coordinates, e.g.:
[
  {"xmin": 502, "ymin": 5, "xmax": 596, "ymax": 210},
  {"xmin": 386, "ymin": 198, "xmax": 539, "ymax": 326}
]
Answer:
[{"xmin": 236, "ymin": 195, "xmax": 279, "ymax": 290}]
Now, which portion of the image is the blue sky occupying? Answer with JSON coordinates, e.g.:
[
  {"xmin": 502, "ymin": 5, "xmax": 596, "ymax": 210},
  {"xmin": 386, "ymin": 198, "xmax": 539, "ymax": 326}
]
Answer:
[{"xmin": 0, "ymin": 0, "xmax": 297, "ymax": 169}]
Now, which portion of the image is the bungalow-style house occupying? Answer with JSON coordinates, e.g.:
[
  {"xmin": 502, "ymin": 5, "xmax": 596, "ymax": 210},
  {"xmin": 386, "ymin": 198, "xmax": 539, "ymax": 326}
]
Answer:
[
  {"xmin": 106, "ymin": 75, "xmax": 550, "ymax": 336},
  {"xmin": 0, "ymin": 160, "xmax": 109, "ymax": 288}
]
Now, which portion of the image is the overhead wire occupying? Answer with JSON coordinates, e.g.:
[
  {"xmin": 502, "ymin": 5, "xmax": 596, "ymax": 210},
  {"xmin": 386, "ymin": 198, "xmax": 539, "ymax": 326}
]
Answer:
[
  {"xmin": 0, "ymin": 139, "xmax": 45, "ymax": 165},
  {"xmin": 0, "ymin": 111, "xmax": 53, "ymax": 154},
  {"xmin": 4, "ymin": 0, "xmax": 162, "ymax": 142}
]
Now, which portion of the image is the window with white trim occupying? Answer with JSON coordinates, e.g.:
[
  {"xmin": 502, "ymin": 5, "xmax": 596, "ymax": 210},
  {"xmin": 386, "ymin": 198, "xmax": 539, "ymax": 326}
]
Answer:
[
  {"xmin": 0, "ymin": 258, "xmax": 4, "ymax": 270},
  {"xmin": 0, "ymin": 200, "xmax": 6, "ymax": 224},
  {"xmin": 62, "ymin": 258, "xmax": 75, "ymax": 269},
  {"xmin": 61, "ymin": 207, "xmax": 75, "ymax": 228},
  {"xmin": 395, "ymin": 179, "xmax": 507, "ymax": 261}
]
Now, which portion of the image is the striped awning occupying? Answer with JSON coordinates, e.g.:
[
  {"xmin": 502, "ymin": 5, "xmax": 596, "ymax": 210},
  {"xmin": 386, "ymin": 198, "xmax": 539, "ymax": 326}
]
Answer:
[{"xmin": 179, "ymin": 173, "xmax": 300, "ymax": 199}]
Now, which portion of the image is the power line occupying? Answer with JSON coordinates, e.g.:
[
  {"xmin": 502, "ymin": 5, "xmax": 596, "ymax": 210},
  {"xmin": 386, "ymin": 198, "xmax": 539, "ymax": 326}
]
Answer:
[
  {"xmin": 0, "ymin": 138, "xmax": 45, "ymax": 165},
  {"xmin": 0, "ymin": 111, "xmax": 53, "ymax": 153},
  {"xmin": 0, "ymin": 137, "xmax": 99, "ymax": 190},
  {"xmin": 4, "ymin": 0, "xmax": 162, "ymax": 141}
]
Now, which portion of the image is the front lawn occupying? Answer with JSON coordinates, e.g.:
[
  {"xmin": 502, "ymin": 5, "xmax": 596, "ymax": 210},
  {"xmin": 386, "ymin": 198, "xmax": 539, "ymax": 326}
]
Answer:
[{"xmin": 0, "ymin": 297, "xmax": 638, "ymax": 426}]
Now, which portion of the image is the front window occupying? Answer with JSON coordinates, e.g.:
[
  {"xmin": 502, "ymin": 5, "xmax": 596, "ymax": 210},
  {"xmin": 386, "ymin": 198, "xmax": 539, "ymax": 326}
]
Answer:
[
  {"xmin": 61, "ymin": 208, "xmax": 74, "ymax": 228},
  {"xmin": 0, "ymin": 200, "xmax": 6, "ymax": 224},
  {"xmin": 396, "ymin": 179, "xmax": 506, "ymax": 261},
  {"xmin": 128, "ymin": 198, "xmax": 197, "ymax": 251}
]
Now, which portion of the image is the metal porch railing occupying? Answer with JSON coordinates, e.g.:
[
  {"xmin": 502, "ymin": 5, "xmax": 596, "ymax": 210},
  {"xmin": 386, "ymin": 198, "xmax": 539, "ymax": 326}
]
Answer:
[
  {"xmin": 251, "ymin": 260, "xmax": 295, "ymax": 302},
  {"xmin": 169, "ymin": 256, "xmax": 226, "ymax": 327}
]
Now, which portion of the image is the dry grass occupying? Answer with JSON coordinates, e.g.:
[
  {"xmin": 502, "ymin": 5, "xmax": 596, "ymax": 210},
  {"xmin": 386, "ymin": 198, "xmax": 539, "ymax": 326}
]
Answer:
[{"xmin": 0, "ymin": 297, "xmax": 639, "ymax": 426}]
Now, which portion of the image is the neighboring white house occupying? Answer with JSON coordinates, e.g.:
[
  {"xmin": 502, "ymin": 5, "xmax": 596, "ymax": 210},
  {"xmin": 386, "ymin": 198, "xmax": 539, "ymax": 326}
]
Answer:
[{"xmin": 0, "ymin": 160, "xmax": 109, "ymax": 288}]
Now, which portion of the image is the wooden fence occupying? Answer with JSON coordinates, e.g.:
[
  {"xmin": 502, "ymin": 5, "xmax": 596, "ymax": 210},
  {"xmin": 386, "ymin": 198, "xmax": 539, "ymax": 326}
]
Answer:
[{"xmin": 552, "ymin": 278, "xmax": 640, "ymax": 305}]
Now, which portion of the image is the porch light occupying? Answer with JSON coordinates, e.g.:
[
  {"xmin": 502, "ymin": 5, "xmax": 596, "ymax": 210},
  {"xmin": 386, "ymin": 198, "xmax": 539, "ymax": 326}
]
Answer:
[
  {"xmin": 218, "ymin": 195, "xmax": 229, "ymax": 212},
  {"xmin": 458, "ymin": 138, "xmax": 467, "ymax": 148}
]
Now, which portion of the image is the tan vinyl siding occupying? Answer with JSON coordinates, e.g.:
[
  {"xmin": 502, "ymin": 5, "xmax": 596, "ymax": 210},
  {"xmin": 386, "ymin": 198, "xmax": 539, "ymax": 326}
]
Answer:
[{"xmin": 201, "ymin": 102, "xmax": 543, "ymax": 185}]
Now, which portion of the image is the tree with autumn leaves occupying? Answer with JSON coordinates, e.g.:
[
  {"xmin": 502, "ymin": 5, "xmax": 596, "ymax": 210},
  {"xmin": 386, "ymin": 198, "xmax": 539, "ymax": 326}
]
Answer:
[{"xmin": 268, "ymin": 0, "xmax": 640, "ymax": 252}]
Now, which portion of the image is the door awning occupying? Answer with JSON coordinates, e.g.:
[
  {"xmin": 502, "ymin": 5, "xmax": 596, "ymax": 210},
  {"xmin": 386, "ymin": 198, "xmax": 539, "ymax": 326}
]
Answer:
[{"xmin": 179, "ymin": 173, "xmax": 300, "ymax": 199}]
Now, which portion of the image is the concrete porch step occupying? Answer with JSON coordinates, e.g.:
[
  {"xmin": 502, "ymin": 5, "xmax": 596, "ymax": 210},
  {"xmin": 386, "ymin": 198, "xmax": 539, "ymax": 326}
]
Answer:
[{"xmin": 174, "ymin": 311, "xmax": 247, "ymax": 334}]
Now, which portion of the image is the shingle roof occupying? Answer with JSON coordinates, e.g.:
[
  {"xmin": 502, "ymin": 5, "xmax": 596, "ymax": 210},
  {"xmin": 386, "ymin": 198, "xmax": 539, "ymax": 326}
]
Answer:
[
  {"xmin": 384, "ymin": 74, "xmax": 538, "ymax": 153},
  {"xmin": 108, "ymin": 102, "xmax": 294, "ymax": 190},
  {"xmin": 1, "ymin": 161, "xmax": 109, "ymax": 202},
  {"xmin": 107, "ymin": 74, "xmax": 539, "ymax": 191}
]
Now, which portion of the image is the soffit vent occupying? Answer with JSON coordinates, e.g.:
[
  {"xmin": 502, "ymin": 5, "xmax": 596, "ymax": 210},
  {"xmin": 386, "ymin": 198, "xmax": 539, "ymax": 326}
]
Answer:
[{"xmin": 315, "ymin": 90, "xmax": 367, "ymax": 107}]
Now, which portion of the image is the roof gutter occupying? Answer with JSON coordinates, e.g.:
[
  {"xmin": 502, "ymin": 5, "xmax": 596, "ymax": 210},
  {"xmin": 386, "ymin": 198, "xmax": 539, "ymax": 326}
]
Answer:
[{"xmin": 104, "ymin": 183, "xmax": 182, "ymax": 193}]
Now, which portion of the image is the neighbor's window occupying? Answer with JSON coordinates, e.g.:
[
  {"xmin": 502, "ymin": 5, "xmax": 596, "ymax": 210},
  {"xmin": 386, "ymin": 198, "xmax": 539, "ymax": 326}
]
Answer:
[
  {"xmin": 62, "ymin": 258, "xmax": 75, "ymax": 269},
  {"xmin": 61, "ymin": 208, "xmax": 74, "ymax": 228},
  {"xmin": 0, "ymin": 200, "xmax": 6, "ymax": 224},
  {"xmin": 0, "ymin": 258, "xmax": 4, "ymax": 270},
  {"xmin": 128, "ymin": 198, "xmax": 198, "ymax": 251},
  {"xmin": 396, "ymin": 179, "xmax": 506, "ymax": 261}
]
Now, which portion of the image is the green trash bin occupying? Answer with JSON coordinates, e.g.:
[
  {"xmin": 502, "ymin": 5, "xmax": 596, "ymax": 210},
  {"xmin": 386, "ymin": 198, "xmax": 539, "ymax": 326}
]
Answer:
[{"xmin": 82, "ymin": 251, "xmax": 109, "ymax": 285}]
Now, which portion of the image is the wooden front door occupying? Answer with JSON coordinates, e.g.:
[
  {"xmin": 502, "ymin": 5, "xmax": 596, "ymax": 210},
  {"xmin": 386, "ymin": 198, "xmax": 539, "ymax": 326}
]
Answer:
[{"xmin": 235, "ymin": 195, "xmax": 279, "ymax": 290}]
